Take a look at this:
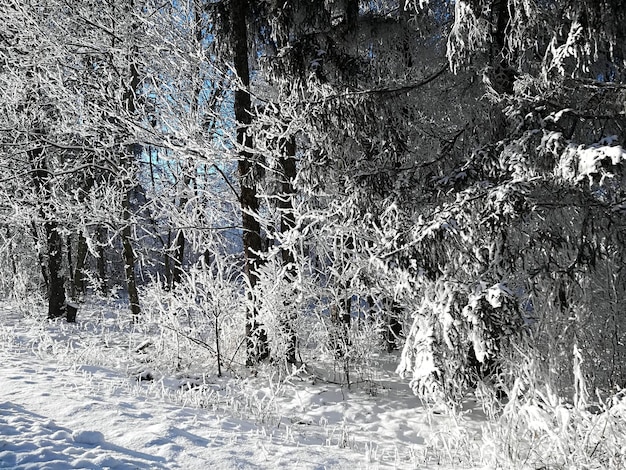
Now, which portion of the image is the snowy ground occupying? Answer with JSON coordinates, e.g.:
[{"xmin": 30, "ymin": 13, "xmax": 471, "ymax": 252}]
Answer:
[{"xmin": 0, "ymin": 300, "xmax": 487, "ymax": 469}]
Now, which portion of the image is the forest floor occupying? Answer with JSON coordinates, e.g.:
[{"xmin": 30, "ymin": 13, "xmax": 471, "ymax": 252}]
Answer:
[{"xmin": 0, "ymin": 298, "xmax": 489, "ymax": 469}]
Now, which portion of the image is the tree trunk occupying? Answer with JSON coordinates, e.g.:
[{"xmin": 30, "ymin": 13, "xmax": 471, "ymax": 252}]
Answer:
[
  {"xmin": 345, "ymin": 0, "xmax": 358, "ymax": 30},
  {"xmin": 164, "ymin": 229, "xmax": 173, "ymax": 289},
  {"xmin": 330, "ymin": 234, "xmax": 354, "ymax": 357},
  {"xmin": 121, "ymin": 189, "xmax": 141, "ymax": 316},
  {"xmin": 171, "ymin": 167, "xmax": 192, "ymax": 288},
  {"xmin": 401, "ymin": 3, "xmax": 413, "ymax": 68},
  {"xmin": 278, "ymin": 136, "xmax": 298, "ymax": 364},
  {"xmin": 67, "ymin": 235, "xmax": 74, "ymax": 286},
  {"xmin": 120, "ymin": 94, "xmax": 141, "ymax": 316},
  {"xmin": 29, "ymin": 147, "xmax": 66, "ymax": 319},
  {"xmin": 96, "ymin": 225, "xmax": 108, "ymax": 295},
  {"xmin": 119, "ymin": 12, "xmax": 142, "ymax": 316},
  {"xmin": 45, "ymin": 219, "xmax": 66, "ymax": 319},
  {"xmin": 30, "ymin": 222, "xmax": 49, "ymax": 292},
  {"xmin": 493, "ymin": 0, "xmax": 510, "ymax": 58},
  {"xmin": 383, "ymin": 299, "xmax": 403, "ymax": 352},
  {"xmin": 330, "ymin": 296, "xmax": 352, "ymax": 353},
  {"xmin": 230, "ymin": 0, "xmax": 268, "ymax": 364},
  {"xmin": 172, "ymin": 1, "xmax": 204, "ymax": 288},
  {"xmin": 4, "ymin": 227, "xmax": 17, "ymax": 278},
  {"xmin": 171, "ymin": 227, "xmax": 186, "ymax": 286},
  {"xmin": 71, "ymin": 230, "xmax": 88, "ymax": 300}
]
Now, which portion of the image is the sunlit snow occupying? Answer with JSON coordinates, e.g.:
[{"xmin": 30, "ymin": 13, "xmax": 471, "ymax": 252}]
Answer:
[{"xmin": 0, "ymin": 301, "xmax": 486, "ymax": 469}]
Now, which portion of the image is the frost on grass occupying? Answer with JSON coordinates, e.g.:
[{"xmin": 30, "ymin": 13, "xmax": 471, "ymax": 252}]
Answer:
[
  {"xmin": 0, "ymin": 300, "xmax": 489, "ymax": 469},
  {"xmin": 3, "ymin": 297, "xmax": 626, "ymax": 469}
]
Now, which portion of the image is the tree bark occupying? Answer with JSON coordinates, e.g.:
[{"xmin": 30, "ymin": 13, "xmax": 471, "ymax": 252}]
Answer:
[
  {"xmin": 344, "ymin": 0, "xmax": 359, "ymax": 32},
  {"xmin": 4, "ymin": 227, "xmax": 18, "ymax": 278},
  {"xmin": 96, "ymin": 225, "xmax": 108, "ymax": 295},
  {"xmin": 68, "ymin": 231, "xmax": 88, "ymax": 300},
  {"xmin": 119, "ymin": 8, "xmax": 142, "ymax": 315},
  {"xmin": 171, "ymin": 228, "xmax": 186, "ymax": 286},
  {"xmin": 29, "ymin": 147, "xmax": 66, "ymax": 319},
  {"xmin": 493, "ymin": 0, "xmax": 510, "ymax": 58},
  {"xmin": 45, "ymin": 219, "xmax": 66, "ymax": 319},
  {"xmin": 171, "ymin": 1, "xmax": 204, "ymax": 288},
  {"xmin": 171, "ymin": 166, "xmax": 191, "ymax": 287},
  {"xmin": 330, "ymin": 234, "xmax": 354, "ymax": 357},
  {"xmin": 278, "ymin": 136, "xmax": 298, "ymax": 364},
  {"xmin": 401, "ymin": 3, "xmax": 413, "ymax": 68},
  {"xmin": 230, "ymin": 0, "xmax": 268, "ymax": 364},
  {"xmin": 121, "ymin": 189, "xmax": 141, "ymax": 316},
  {"xmin": 30, "ymin": 222, "xmax": 49, "ymax": 292}
]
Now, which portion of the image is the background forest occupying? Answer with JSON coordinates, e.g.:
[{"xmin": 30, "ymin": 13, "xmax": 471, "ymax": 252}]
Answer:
[{"xmin": 1, "ymin": 0, "xmax": 626, "ymax": 466}]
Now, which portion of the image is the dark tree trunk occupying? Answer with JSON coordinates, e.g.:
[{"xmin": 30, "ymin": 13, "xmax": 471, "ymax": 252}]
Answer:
[
  {"xmin": 493, "ymin": 0, "xmax": 511, "ymax": 58},
  {"xmin": 172, "ymin": 2, "xmax": 204, "ymax": 288},
  {"xmin": 383, "ymin": 299, "xmax": 403, "ymax": 352},
  {"xmin": 171, "ymin": 228, "xmax": 186, "ymax": 286},
  {"xmin": 164, "ymin": 229, "xmax": 173, "ymax": 289},
  {"xmin": 278, "ymin": 137, "xmax": 297, "ymax": 269},
  {"xmin": 29, "ymin": 147, "xmax": 66, "ymax": 319},
  {"xmin": 30, "ymin": 222, "xmax": 49, "ymax": 292},
  {"xmin": 119, "ymin": 19, "xmax": 142, "ymax": 316},
  {"xmin": 72, "ymin": 231, "xmax": 88, "ymax": 300},
  {"xmin": 278, "ymin": 136, "xmax": 298, "ymax": 364},
  {"xmin": 96, "ymin": 225, "xmax": 108, "ymax": 295},
  {"xmin": 401, "ymin": 3, "xmax": 413, "ymax": 68},
  {"xmin": 45, "ymin": 219, "xmax": 66, "ymax": 319},
  {"xmin": 330, "ymin": 234, "xmax": 354, "ymax": 357},
  {"xmin": 4, "ymin": 227, "xmax": 18, "ymax": 278},
  {"xmin": 121, "ymin": 189, "xmax": 141, "ymax": 316},
  {"xmin": 67, "ymin": 235, "xmax": 74, "ymax": 284},
  {"xmin": 330, "ymin": 295, "xmax": 352, "ymax": 385},
  {"xmin": 230, "ymin": 0, "xmax": 268, "ymax": 364},
  {"xmin": 345, "ymin": 0, "xmax": 358, "ymax": 30},
  {"xmin": 171, "ymin": 168, "xmax": 192, "ymax": 288}
]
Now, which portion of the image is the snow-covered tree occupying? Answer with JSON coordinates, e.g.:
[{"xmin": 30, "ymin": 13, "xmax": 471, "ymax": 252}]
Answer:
[{"xmin": 397, "ymin": 0, "xmax": 626, "ymax": 403}]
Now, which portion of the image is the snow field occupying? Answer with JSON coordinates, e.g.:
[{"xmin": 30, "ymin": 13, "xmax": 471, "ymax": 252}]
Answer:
[
  {"xmin": 5, "ymin": 299, "xmax": 623, "ymax": 469},
  {"xmin": 0, "ymin": 301, "xmax": 486, "ymax": 469}
]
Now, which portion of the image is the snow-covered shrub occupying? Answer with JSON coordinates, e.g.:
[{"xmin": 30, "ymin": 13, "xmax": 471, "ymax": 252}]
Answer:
[
  {"xmin": 254, "ymin": 254, "xmax": 399, "ymax": 388},
  {"xmin": 0, "ymin": 227, "xmax": 46, "ymax": 301},
  {"xmin": 483, "ymin": 375, "xmax": 626, "ymax": 469},
  {"xmin": 399, "ymin": 275, "xmax": 523, "ymax": 406},
  {"xmin": 254, "ymin": 259, "xmax": 302, "ymax": 369},
  {"xmin": 140, "ymin": 257, "xmax": 247, "ymax": 377}
]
